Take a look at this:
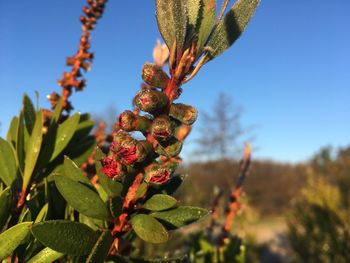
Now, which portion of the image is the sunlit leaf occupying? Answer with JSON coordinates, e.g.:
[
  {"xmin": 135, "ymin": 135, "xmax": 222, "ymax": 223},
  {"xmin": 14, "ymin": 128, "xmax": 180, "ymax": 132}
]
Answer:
[
  {"xmin": 0, "ymin": 222, "xmax": 32, "ymax": 260},
  {"xmin": 23, "ymin": 110, "xmax": 44, "ymax": 192},
  {"xmin": 143, "ymin": 194, "xmax": 177, "ymax": 211},
  {"xmin": 49, "ymin": 113, "xmax": 80, "ymax": 162},
  {"xmin": 131, "ymin": 214, "xmax": 168, "ymax": 244},
  {"xmin": 156, "ymin": 0, "xmax": 188, "ymax": 52},
  {"xmin": 152, "ymin": 206, "xmax": 208, "ymax": 229},
  {"xmin": 27, "ymin": 247, "xmax": 64, "ymax": 263},
  {"xmin": 55, "ymin": 175, "xmax": 110, "ymax": 220},
  {"xmin": 205, "ymin": 0, "xmax": 259, "ymax": 60}
]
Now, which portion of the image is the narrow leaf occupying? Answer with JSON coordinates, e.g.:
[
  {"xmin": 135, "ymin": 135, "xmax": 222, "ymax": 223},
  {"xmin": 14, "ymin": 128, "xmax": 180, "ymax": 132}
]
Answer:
[
  {"xmin": 6, "ymin": 116, "xmax": 18, "ymax": 146},
  {"xmin": 156, "ymin": 0, "xmax": 188, "ymax": 51},
  {"xmin": 50, "ymin": 97, "xmax": 63, "ymax": 125},
  {"xmin": 86, "ymin": 230, "xmax": 114, "ymax": 263},
  {"xmin": 0, "ymin": 187, "xmax": 12, "ymax": 230},
  {"xmin": 143, "ymin": 194, "xmax": 177, "ymax": 212},
  {"xmin": 55, "ymin": 175, "xmax": 110, "ymax": 220},
  {"xmin": 131, "ymin": 214, "xmax": 168, "ymax": 244},
  {"xmin": 152, "ymin": 206, "xmax": 208, "ymax": 229},
  {"xmin": 31, "ymin": 220, "xmax": 99, "ymax": 256},
  {"xmin": 23, "ymin": 110, "xmax": 44, "ymax": 191},
  {"xmin": 17, "ymin": 111, "xmax": 25, "ymax": 172},
  {"xmin": 50, "ymin": 112, "xmax": 80, "ymax": 162},
  {"xmin": 68, "ymin": 136, "xmax": 97, "ymax": 167},
  {"xmin": 28, "ymin": 247, "xmax": 64, "ymax": 263},
  {"xmin": 196, "ymin": 0, "xmax": 217, "ymax": 55},
  {"xmin": 187, "ymin": 0, "xmax": 201, "ymax": 30},
  {"xmin": 0, "ymin": 222, "xmax": 32, "ymax": 260},
  {"xmin": 205, "ymin": 0, "xmax": 259, "ymax": 60},
  {"xmin": 35, "ymin": 203, "xmax": 49, "ymax": 223},
  {"xmin": 0, "ymin": 137, "xmax": 17, "ymax": 186},
  {"xmin": 23, "ymin": 94, "xmax": 36, "ymax": 134}
]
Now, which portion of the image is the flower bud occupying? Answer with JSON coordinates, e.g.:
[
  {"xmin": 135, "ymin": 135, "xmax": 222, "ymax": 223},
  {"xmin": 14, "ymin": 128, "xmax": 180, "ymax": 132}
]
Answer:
[
  {"xmin": 169, "ymin": 103, "xmax": 198, "ymax": 125},
  {"xmin": 114, "ymin": 136, "xmax": 153, "ymax": 165},
  {"xmin": 110, "ymin": 131, "xmax": 130, "ymax": 152},
  {"xmin": 134, "ymin": 90, "xmax": 168, "ymax": 113},
  {"xmin": 118, "ymin": 111, "xmax": 136, "ymax": 132},
  {"xmin": 118, "ymin": 111, "xmax": 152, "ymax": 132},
  {"xmin": 100, "ymin": 155, "xmax": 124, "ymax": 180},
  {"xmin": 151, "ymin": 115, "xmax": 174, "ymax": 141},
  {"xmin": 155, "ymin": 138, "xmax": 183, "ymax": 158},
  {"xmin": 144, "ymin": 164, "xmax": 171, "ymax": 186},
  {"xmin": 142, "ymin": 63, "xmax": 169, "ymax": 89}
]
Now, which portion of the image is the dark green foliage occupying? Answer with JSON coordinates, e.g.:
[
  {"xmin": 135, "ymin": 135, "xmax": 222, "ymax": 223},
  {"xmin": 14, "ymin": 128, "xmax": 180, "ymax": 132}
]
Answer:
[{"xmin": 31, "ymin": 220, "xmax": 99, "ymax": 256}]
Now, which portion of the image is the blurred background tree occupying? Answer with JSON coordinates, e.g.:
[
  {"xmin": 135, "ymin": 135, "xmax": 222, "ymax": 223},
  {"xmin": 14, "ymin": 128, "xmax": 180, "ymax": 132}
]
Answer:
[
  {"xmin": 287, "ymin": 146, "xmax": 350, "ymax": 263},
  {"xmin": 194, "ymin": 92, "xmax": 247, "ymax": 159}
]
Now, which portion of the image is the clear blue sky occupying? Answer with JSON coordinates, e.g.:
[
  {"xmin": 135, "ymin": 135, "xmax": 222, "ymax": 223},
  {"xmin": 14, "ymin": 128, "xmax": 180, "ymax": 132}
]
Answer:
[{"xmin": 0, "ymin": 1, "xmax": 349, "ymax": 163}]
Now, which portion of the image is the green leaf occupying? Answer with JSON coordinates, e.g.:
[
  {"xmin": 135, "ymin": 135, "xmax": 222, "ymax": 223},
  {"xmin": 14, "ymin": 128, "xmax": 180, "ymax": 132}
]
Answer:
[
  {"xmin": 23, "ymin": 110, "xmax": 44, "ymax": 191},
  {"xmin": 50, "ymin": 98, "xmax": 63, "ymax": 125},
  {"xmin": 187, "ymin": 0, "xmax": 201, "ymax": 30},
  {"xmin": 196, "ymin": 0, "xmax": 216, "ymax": 55},
  {"xmin": 0, "ymin": 222, "xmax": 32, "ymax": 260},
  {"xmin": 79, "ymin": 214, "xmax": 104, "ymax": 231},
  {"xmin": 35, "ymin": 203, "xmax": 49, "ymax": 223},
  {"xmin": 55, "ymin": 175, "xmax": 110, "ymax": 220},
  {"xmin": 31, "ymin": 220, "xmax": 99, "ymax": 256},
  {"xmin": 0, "ymin": 137, "xmax": 17, "ymax": 186},
  {"xmin": 205, "ymin": 0, "xmax": 259, "ymax": 60},
  {"xmin": 63, "ymin": 156, "xmax": 91, "ymax": 186},
  {"xmin": 143, "ymin": 194, "xmax": 177, "ymax": 212},
  {"xmin": 151, "ymin": 206, "xmax": 208, "ymax": 229},
  {"xmin": 7, "ymin": 116, "xmax": 18, "ymax": 146},
  {"xmin": 86, "ymin": 230, "xmax": 114, "ymax": 263},
  {"xmin": 159, "ymin": 174, "xmax": 185, "ymax": 195},
  {"xmin": 0, "ymin": 187, "xmax": 12, "ymax": 230},
  {"xmin": 95, "ymin": 148, "xmax": 123, "ymax": 197},
  {"xmin": 156, "ymin": 0, "xmax": 188, "ymax": 51},
  {"xmin": 17, "ymin": 111, "xmax": 25, "ymax": 172},
  {"xmin": 27, "ymin": 247, "xmax": 64, "ymax": 263},
  {"xmin": 50, "ymin": 112, "xmax": 80, "ymax": 162},
  {"xmin": 131, "ymin": 214, "xmax": 168, "ymax": 244},
  {"xmin": 23, "ymin": 94, "xmax": 36, "ymax": 134}
]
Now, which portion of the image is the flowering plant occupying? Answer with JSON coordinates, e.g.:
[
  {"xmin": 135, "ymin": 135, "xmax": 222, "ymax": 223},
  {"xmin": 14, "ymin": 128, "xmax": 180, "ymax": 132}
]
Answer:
[{"xmin": 0, "ymin": 0, "xmax": 258, "ymax": 262}]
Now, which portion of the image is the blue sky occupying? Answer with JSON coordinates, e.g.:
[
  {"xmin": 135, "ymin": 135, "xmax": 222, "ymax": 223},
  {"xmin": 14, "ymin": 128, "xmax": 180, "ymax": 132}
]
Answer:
[{"xmin": 0, "ymin": 1, "xmax": 349, "ymax": 163}]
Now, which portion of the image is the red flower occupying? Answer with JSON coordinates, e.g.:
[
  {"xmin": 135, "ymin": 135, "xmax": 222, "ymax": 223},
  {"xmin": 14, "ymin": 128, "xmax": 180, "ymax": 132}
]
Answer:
[
  {"xmin": 100, "ymin": 155, "xmax": 122, "ymax": 179},
  {"xmin": 116, "ymin": 144, "xmax": 139, "ymax": 165}
]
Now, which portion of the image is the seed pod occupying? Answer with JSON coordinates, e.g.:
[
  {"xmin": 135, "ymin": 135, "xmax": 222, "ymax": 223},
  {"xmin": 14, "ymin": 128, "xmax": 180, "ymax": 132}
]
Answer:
[
  {"xmin": 142, "ymin": 63, "xmax": 170, "ymax": 89},
  {"xmin": 118, "ymin": 111, "xmax": 152, "ymax": 132},
  {"xmin": 118, "ymin": 111, "xmax": 136, "ymax": 132},
  {"xmin": 155, "ymin": 138, "xmax": 183, "ymax": 158},
  {"xmin": 169, "ymin": 103, "xmax": 198, "ymax": 125},
  {"xmin": 100, "ymin": 155, "xmax": 124, "ymax": 180},
  {"xmin": 174, "ymin": 124, "xmax": 192, "ymax": 142},
  {"xmin": 134, "ymin": 90, "xmax": 168, "ymax": 113},
  {"xmin": 144, "ymin": 163, "xmax": 171, "ymax": 187},
  {"xmin": 151, "ymin": 115, "xmax": 174, "ymax": 141}
]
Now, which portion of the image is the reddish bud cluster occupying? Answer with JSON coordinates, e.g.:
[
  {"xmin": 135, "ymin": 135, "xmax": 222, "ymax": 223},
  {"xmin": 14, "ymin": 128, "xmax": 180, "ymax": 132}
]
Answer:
[{"xmin": 100, "ymin": 155, "xmax": 122, "ymax": 179}]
